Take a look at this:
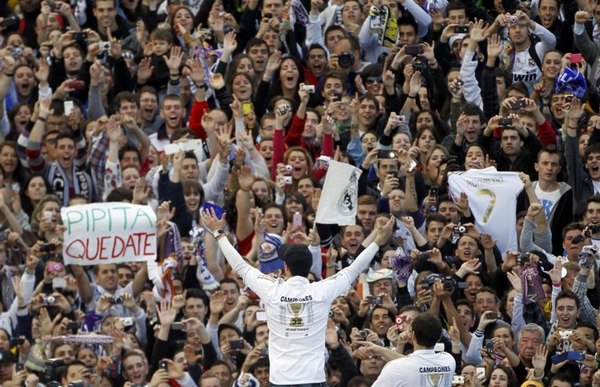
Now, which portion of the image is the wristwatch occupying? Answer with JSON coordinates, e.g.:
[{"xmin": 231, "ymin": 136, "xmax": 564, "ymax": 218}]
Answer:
[{"xmin": 212, "ymin": 229, "xmax": 225, "ymax": 239}]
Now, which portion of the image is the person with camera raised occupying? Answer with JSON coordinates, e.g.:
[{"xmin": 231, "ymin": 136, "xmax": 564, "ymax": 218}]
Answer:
[
  {"xmin": 203, "ymin": 207, "xmax": 394, "ymax": 386},
  {"xmin": 328, "ymin": 35, "xmax": 368, "ymax": 95},
  {"xmin": 488, "ymin": 10, "xmax": 556, "ymax": 91}
]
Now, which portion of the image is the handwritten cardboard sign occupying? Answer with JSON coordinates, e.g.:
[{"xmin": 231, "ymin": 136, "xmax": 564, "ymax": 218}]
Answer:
[{"xmin": 61, "ymin": 203, "xmax": 157, "ymax": 265}]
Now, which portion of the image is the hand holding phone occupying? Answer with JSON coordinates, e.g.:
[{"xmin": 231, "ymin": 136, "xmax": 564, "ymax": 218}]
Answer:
[
  {"xmin": 404, "ymin": 44, "xmax": 424, "ymax": 56},
  {"xmin": 229, "ymin": 339, "xmax": 245, "ymax": 350},
  {"xmin": 570, "ymin": 53, "xmax": 583, "ymax": 64}
]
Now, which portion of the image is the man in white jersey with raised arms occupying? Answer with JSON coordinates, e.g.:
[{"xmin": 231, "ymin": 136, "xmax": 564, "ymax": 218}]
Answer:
[{"xmin": 203, "ymin": 209, "xmax": 394, "ymax": 387}]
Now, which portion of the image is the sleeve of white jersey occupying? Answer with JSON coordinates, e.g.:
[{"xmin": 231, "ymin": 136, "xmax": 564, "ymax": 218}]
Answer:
[
  {"xmin": 217, "ymin": 237, "xmax": 277, "ymax": 297},
  {"xmin": 371, "ymin": 361, "xmax": 403, "ymax": 387}
]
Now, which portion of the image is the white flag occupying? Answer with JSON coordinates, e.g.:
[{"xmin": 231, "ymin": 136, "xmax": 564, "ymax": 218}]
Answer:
[{"xmin": 315, "ymin": 161, "xmax": 362, "ymax": 225}]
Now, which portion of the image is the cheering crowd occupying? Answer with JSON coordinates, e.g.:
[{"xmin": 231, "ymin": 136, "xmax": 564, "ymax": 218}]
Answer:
[{"xmin": 3, "ymin": 0, "xmax": 600, "ymax": 385}]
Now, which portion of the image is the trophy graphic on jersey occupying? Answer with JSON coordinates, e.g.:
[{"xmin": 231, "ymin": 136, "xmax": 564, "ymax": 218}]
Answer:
[
  {"xmin": 425, "ymin": 373, "xmax": 443, "ymax": 387},
  {"xmin": 288, "ymin": 303, "xmax": 305, "ymax": 327}
]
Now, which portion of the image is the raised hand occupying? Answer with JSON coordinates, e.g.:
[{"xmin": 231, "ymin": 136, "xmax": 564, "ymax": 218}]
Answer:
[
  {"xmin": 548, "ymin": 260, "xmax": 563, "ymax": 283},
  {"xmin": 203, "ymin": 207, "xmax": 226, "ymax": 233},
  {"xmin": 238, "ymin": 165, "xmax": 255, "ymax": 191},
  {"xmin": 106, "ymin": 116, "xmax": 122, "ymax": 143},
  {"xmin": 487, "ymin": 34, "xmax": 501, "ymax": 58},
  {"xmin": 137, "ymin": 57, "xmax": 154, "ymax": 85},
  {"xmin": 222, "ymin": 31, "xmax": 238, "ymax": 59},
  {"xmin": 164, "ymin": 46, "xmax": 184, "ymax": 74},
  {"xmin": 210, "ymin": 290, "xmax": 226, "ymax": 315},
  {"xmin": 374, "ymin": 216, "xmax": 395, "ymax": 246},
  {"xmin": 157, "ymin": 299, "xmax": 177, "ymax": 327},
  {"xmin": 479, "ymin": 233, "xmax": 496, "ymax": 250},
  {"xmin": 209, "ymin": 73, "xmax": 225, "ymax": 90},
  {"xmin": 470, "ymin": 19, "xmax": 489, "ymax": 42},
  {"xmin": 264, "ymin": 50, "xmax": 282, "ymax": 78},
  {"xmin": 526, "ymin": 202, "xmax": 543, "ymax": 220},
  {"xmin": 187, "ymin": 57, "xmax": 205, "ymax": 86},
  {"xmin": 506, "ymin": 271, "xmax": 522, "ymax": 293},
  {"xmin": 409, "ymin": 70, "xmax": 422, "ymax": 97}
]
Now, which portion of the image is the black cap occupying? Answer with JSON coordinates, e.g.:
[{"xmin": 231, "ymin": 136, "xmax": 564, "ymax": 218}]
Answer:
[
  {"xmin": 0, "ymin": 349, "xmax": 16, "ymax": 364},
  {"xmin": 278, "ymin": 244, "xmax": 312, "ymax": 276}
]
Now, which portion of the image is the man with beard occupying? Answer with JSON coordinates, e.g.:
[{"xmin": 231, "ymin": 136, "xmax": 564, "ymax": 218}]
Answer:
[
  {"xmin": 304, "ymin": 44, "xmax": 328, "ymax": 86},
  {"xmin": 149, "ymin": 94, "xmax": 187, "ymax": 153},
  {"xmin": 87, "ymin": 0, "xmax": 139, "ymax": 53},
  {"xmin": 491, "ymin": 11, "xmax": 555, "ymax": 90}
]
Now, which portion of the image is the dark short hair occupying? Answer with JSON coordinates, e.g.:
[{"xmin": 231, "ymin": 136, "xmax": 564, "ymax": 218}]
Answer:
[
  {"xmin": 55, "ymin": 132, "xmax": 76, "ymax": 144},
  {"xmin": 447, "ymin": 0, "xmax": 467, "ymax": 12},
  {"xmin": 456, "ymin": 299, "xmax": 473, "ymax": 313},
  {"xmin": 308, "ymin": 43, "xmax": 327, "ymax": 57},
  {"xmin": 246, "ymin": 38, "xmax": 268, "ymax": 52},
  {"xmin": 324, "ymin": 25, "xmax": 347, "ymax": 41},
  {"xmin": 585, "ymin": 142, "xmax": 600, "ymax": 160},
  {"xmin": 507, "ymin": 82, "xmax": 529, "ymax": 97},
  {"xmin": 555, "ymin": 290, "xmax": 580, "ymax": 310},
  {"xmin": 119, "ymin": 145, "xmax": 141, "ymax": 162},
  {"xmin": 411, "ymin": 313, "xmax": 443, "ymax": 347},
  {"xmin": 536, "ymin": 147, "xmax": 561, "ymax": 164},
  {"xmin": 461, "ymin": 103, "xmax": 485, "ymax": 123},
  {"xmin": 106, "ymin": 187, "xmax": 133, "ymax": 202},
  {"xmin": 426, "ymin": 213, "xmax": 448, "ymax": 230},
  {"xmin": 340, "ymin": 35, "xmax": 360, "ymax": 53},
  {"xmin": 186, "ymin": 287, "xmax": 209, "ymax": 308},
  {"xmin": 587, "ymin": 194, "xmax": 600, "ymax": 207},
  {"xmin": 115, "ymin": 91, "xmax": 138, "ymax": 108},
  {"xmin": 576, "ymin": 320, "xmax": 599, "ymax": 342},
  {"xmin": 220, "ymin": 278, "xmax": 240, "ymax": 291},
  {"xmin": 150, "ymin": 28, "xmax": 174, "ymax": 44},
  {"xmin": 396, "ymin": 16, "xmax": 418, "ymax": 32},
  {"xmin": 549, "ymin": 373, "xmax": 574, "ymax": 387},
  {"xmin": 368, "ymin": 305, "xmax": 395, "ymax": 325},
  {"xmin": 561, "ymin": 222, "xmax": 584, "ymax": 239},
  {"xmin": 138, "ymin": 85, "xmax": 158, "ymax": 99}
]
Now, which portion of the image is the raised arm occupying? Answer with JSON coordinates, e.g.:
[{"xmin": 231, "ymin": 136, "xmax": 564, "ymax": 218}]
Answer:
[{"xmin": 70, "ymin": 265, "xmax": 93, "ymax": 305}]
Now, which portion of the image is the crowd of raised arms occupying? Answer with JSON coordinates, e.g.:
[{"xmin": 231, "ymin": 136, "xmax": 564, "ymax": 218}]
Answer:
[{"xmin": 5, "ymin": 0, "xmax": 600, "ymax": 385}]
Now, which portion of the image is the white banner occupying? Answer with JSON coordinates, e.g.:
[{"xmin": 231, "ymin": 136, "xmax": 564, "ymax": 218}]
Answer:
[
  {"xmin": 61, "ymin": 203, "xmax": 157, "ymax": 265},
  {"xmin": 315, "ymin": 161, "xmax": 362, "ymax": 225}
]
